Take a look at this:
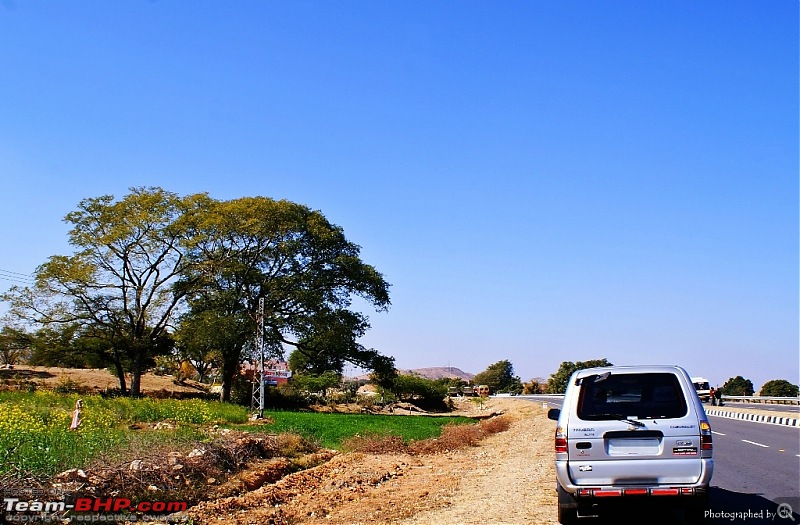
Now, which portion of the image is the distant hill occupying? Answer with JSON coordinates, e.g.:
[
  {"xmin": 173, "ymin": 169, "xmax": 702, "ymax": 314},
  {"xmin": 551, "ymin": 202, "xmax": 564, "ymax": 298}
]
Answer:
[
  {"xmin": 399, "ymin": 367, "xmax": 475, "ymax": 381},
  {"xmin": 352, "ymin": 366, "xmax": 475, "ymax": 382}
]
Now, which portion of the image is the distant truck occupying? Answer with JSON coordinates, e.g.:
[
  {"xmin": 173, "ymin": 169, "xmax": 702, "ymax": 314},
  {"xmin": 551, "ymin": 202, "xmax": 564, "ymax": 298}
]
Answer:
[
  {"xmin": 446, "ymin": 384, "xmax": 491, "ymax": 397},
  {"xmin": 692, "ymin": 377, "xmax": 711, "ymax": 402},
  {"xmin": 448, "ymin": 385, "xmax": 476, "ymax": 397}
]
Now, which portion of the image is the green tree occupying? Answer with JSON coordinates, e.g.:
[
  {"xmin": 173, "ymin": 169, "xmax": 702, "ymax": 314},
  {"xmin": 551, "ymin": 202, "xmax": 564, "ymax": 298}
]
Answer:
[
  {"xmin": 759, "ymin": 379, "xmax": 799, "ymax": 397},
  {"xmin": 545, "ymin": 358, "xmax": 613, "ymax": 394},
  {"xmin": 172, "ymin": 309, "xmax": 226, "ymax": 383},
  {"xmin": 176, "ymin": 289, "xmax": 255, "ymax": 398},
  {"xmin": 0, "ymin": 324, "xmax": 33, "ymax": 366},
  {"xmin": 179, "ymin": 195, "xmax": 393, "ymax": 402},
  {"xmin": 473, "ymin": 360, "xmax": 523, "ymax": 394},
  {"xmin": 522, "ymin": 377, "xmax": 547, "ymax": 395},
  {"xmin": 721, "ymin": 376, "xmax": 755, "ymax": 396},
  {"xmin": 291, "ymin": 370, "xmax": 342, "ymax": 398},
  {"xmin": 28, "ymin": 323, "xmax": 110, "ymax": 369},
  {"xmin": 392, "ymin": 374, "xmax": 448, "ymax": 405},
  {"xmin": 2, "ymin": 187, "xmax": 201, "ymax": 395}
]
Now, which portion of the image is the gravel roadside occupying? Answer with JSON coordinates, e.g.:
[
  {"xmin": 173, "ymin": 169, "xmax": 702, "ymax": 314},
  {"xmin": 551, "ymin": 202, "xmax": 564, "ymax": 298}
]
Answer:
[{"xmin": 398, "ymin": 398, "xmax": 558, "ymax": 525}]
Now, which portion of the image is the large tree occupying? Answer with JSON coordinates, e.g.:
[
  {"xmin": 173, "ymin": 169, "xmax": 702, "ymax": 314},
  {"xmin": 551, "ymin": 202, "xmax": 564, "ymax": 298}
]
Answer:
[
  {"xmin": 473, "ymin": 359, "xmax": 523, "ymax": 394},
  {"xmin": 2, "ymin": 187, "xmax": 200, "ymax": 395},
  {"xmin": 179, "ymin": 195, "xmax": 393, "ymax": 401}
]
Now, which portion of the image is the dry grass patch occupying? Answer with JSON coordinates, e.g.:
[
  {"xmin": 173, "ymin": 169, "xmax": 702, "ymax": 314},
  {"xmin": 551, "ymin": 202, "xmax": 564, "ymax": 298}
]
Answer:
[
  {"xmin": 480, "ymin": 414, "xmax": 512, "ymax": 433},
  {"xmin": 343, "ymin": 415, "xmax": 513, "ymax": 456}
]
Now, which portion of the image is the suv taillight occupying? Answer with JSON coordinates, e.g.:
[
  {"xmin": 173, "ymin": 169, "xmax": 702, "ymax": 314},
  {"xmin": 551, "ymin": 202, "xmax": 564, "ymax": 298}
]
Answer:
[
  {"xmin": 700, "ymin": 420, "xmax": 713, "ymax": 450},
  {"xmin": 555, "ymin": 426, "xmax": 567, "ymax": 453}
]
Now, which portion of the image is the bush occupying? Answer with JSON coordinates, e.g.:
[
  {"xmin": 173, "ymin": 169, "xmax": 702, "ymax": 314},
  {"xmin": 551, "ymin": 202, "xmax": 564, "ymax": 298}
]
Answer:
[
  {"xmin": 392, "ymin": 374, "xmax": 448, "ymax": 410},
  {"xmin": 760, "ymin": 379, "xmax": 799, "ymax": 397},
  {"xmin": 480, "ymin": 415, "xmax": 511, "ymax": 434}
]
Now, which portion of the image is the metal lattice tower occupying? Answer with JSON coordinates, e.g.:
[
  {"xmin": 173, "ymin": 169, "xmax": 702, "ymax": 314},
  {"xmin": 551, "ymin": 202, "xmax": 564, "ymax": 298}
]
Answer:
[{"xmin": 250, "ymin": 297, "xmax": 266, "ymax": 418}]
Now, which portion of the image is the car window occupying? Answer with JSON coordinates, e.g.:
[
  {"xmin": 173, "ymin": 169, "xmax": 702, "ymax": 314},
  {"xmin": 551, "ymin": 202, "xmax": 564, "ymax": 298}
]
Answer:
[{"xmin": 577, "ymin": 373, "xmax": 688, "ymax": 420}]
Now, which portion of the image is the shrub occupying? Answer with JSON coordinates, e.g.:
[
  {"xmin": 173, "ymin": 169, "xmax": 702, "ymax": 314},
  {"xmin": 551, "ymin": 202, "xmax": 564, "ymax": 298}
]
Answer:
[
  {"xmin": 480, "ymin": 415, "xmax": 511, "ymax": 434},
  {"xmin": 409, "ymin": 424, "xmax": 482, "ymax": 454},
  {"xmin": 392, "ymin": 374, "xmax": 448, "ymax": 410}
]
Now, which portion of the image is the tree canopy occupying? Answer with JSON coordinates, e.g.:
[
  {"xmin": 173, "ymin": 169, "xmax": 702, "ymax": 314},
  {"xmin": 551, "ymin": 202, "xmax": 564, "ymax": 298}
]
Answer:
[
  {"xmin": 391, "ymin": 374, "xmax": 448, "ymax": 406},
  {"xmin": 178, "ymin": 195, "xmax": 393, "ymax": 401},
  {"xmin": 472, "ymin": 359, "xmax": 523, "ymax": 394},
  {"xmin": 2, "ymin": 188, "xmax": 197, "ymax": 395},
  {"xmin": 0, "ymin": 324, "xmax": 33, "ymax": 366},
  {"xmin": 545, "ymin": 358, "xmax": 613, "ymax": 394},
  {"xmin": 2, "ymin": 188, "xmax": 393, "ymax": 400},
  {"xmin": 720, "ymin": 375, "xmax": 755, "ymax": 396},
  {"xmin": 759, "ymin": 379, "xmax": 799, "ymax": 397}
]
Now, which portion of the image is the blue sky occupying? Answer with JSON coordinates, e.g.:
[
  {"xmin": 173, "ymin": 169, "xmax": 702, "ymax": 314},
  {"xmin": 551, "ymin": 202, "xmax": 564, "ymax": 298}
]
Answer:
[{"xmin": 1, "ymin": 1, "xmax": 797, "ymax": 390}]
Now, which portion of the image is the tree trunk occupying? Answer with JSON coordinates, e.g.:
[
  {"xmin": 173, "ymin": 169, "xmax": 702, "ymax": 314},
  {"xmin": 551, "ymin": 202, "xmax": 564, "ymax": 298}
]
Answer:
[
  {"xmin": 130, "ymin": 370, "xmax": 142, "ymax": 397},
  {"xmin": 111, "ymin": 351, "xmax": 128, "ymax": 395},
  {"xmin": 129, "ymin": 348, "xmax": 145, "ymax": 397},
  {"xmin": 220, "ymin": 347, "xmax": 242, "ymax": 403}
]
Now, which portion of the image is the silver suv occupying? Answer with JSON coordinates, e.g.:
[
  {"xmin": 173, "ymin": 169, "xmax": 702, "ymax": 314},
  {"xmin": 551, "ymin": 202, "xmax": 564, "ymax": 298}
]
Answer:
[{"xmin": 547, "ymin": 365, "xmax": 713, "ymax": 523}]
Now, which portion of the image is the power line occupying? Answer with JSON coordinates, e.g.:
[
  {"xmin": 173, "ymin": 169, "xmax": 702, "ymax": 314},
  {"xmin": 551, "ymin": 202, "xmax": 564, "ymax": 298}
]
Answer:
[{"xmin": 0, "ymin": 268, "xmax": 36, "ymax": 285}]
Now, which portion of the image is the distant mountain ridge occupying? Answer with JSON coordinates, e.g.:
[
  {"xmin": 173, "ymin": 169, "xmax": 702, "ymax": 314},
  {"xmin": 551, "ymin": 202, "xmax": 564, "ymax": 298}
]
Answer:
[{"xmin": 398, "ymin": 367, "xmax": 475, "ymax": 381}]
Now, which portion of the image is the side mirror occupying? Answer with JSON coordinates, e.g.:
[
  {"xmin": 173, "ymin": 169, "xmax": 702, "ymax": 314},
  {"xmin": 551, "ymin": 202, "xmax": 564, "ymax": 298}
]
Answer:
[{"xmin": 547, "ymin": 408, "xmax": 561, "ymax": 421}]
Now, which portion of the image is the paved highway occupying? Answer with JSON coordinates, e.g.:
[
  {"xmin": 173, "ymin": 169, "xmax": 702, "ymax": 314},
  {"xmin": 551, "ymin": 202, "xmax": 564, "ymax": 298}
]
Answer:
[
  {"xmin": 709, "ymin": 416, "xmax": 799, "ymax": 519},
  {"xmin": 521, "ymin": 395, "xmax": 800, "ymax": 523}
]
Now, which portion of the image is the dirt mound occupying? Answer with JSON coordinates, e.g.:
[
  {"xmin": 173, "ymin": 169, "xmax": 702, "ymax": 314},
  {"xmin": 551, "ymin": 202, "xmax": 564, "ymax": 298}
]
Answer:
[{"xmin": 185, "ymin": 452, "xmax": 452, "ymax": 524}]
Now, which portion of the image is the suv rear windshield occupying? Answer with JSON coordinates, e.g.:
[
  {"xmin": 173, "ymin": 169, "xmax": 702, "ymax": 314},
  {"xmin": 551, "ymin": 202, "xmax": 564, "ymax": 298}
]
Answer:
[{"xmin": 577, "ymin": 372, "xmax": 688, "ymax": 420}]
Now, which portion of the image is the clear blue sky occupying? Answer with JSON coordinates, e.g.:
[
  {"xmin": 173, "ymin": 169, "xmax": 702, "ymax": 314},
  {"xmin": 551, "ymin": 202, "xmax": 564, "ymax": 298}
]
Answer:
[{"xmin": 1, "ymin": 1, "xmax": 797, "ymax": 391}]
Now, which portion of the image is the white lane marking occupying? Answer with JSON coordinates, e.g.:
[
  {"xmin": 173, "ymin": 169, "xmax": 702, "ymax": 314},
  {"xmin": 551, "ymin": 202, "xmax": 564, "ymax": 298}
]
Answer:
[
  {"xmin": 741, "ymin": 439, "xmax": 769, "ymax": 448},
  {"xmin": 711, "ymin": 431, "xmax": 726, "ymax": 436}
]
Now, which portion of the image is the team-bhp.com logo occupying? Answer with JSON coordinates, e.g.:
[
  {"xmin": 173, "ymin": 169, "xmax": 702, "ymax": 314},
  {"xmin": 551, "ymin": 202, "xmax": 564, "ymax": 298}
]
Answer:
[{"xmin": 4, "ymin": 497, "xmax": 188, "ymax": 521}]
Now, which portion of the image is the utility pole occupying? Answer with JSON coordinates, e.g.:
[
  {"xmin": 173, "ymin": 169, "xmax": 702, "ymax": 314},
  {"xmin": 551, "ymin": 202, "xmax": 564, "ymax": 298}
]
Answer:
[{"xmin": 250, "ymin": 297, "xmax": 266, "ymax": 419}]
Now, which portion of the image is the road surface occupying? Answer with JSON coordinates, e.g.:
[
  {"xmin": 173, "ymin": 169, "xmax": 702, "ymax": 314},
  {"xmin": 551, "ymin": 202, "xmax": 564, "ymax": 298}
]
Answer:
[{"xmin": 522, "ymin": 395, "xmax": 800, "ymax": 523}]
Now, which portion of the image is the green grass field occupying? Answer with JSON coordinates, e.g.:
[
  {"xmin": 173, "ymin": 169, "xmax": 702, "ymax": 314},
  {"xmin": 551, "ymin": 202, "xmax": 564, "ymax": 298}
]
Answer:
[
  {"xmin": 0, "ymin": 391, "xmax": 473, "ymax": 476},
  {"xmin": 252, "ymin": 410, "xmax": 475, "ymax": 449}
]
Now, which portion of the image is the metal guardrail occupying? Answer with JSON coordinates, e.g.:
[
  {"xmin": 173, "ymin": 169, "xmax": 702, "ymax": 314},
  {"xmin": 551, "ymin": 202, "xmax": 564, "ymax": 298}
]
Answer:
[
  {"xmin": 720, "ymin": 395, "xmax": 799, "ymax": 405},
  {"xmin": 519, "ymin": 394, "xmax": 799, "ymax": 406}
]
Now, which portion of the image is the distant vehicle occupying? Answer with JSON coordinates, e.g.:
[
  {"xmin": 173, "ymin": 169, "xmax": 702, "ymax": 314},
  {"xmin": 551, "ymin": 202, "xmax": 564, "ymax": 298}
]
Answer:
[
  {"xmin": 691, "ymin": 377, "xmax": 711, "ymax": 402},
  {"xmin": 448, "ymin": 385, "xmax": 477, "ymax": 397},
  {"xmin": 548, "ymin": 365, "xmax": 713, "ymax": 524},
  {"xmin": 474, "ymin": 385, "xmax": 490, "ymax": 397}
]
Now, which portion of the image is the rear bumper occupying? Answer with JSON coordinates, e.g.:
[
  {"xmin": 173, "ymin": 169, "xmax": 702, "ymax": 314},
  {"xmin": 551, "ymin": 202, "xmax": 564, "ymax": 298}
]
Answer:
[{"xmin": 555, "ymin": 458, "xmax": 713, "ymax": 496}]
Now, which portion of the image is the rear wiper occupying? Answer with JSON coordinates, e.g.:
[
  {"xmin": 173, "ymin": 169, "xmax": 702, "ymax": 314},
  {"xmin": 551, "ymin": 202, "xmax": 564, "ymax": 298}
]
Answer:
[{"xmin": 591, "ymin": 414, "xmax": 646, "ymax": 428}]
